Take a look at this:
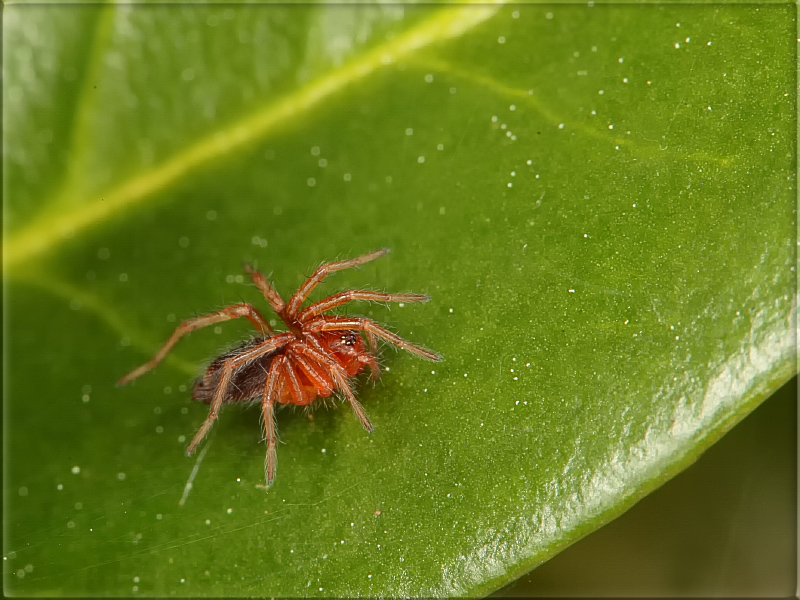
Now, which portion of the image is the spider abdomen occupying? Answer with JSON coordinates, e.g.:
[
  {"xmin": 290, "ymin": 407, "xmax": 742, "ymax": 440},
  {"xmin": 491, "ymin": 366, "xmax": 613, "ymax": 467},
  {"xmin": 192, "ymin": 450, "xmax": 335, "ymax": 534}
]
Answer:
[{"xmin": 193, "ymin": 338, "xmax": 278, "ymax": 404}]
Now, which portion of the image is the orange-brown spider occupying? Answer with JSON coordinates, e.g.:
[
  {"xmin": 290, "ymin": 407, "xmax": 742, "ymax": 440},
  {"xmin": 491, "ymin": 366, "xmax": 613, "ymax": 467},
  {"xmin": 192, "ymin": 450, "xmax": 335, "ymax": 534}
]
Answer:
[{"xmin": 118, "ymin": 249, "xmax": 441, "ymax": 486}]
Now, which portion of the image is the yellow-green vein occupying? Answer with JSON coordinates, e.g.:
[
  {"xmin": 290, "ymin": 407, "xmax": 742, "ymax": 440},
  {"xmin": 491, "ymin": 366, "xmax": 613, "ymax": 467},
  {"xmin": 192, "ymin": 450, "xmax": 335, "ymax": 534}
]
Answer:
[
  {"xmin": 15, "ymin": 270, "xmax": 197, "ymax": 377},
  {"xmin": 413, "ymin": 56, "xmax": 734, "ymax": 165},
  {"xmin": 3, "ymin": 2, "xmax": 504, "ymax": 275}
]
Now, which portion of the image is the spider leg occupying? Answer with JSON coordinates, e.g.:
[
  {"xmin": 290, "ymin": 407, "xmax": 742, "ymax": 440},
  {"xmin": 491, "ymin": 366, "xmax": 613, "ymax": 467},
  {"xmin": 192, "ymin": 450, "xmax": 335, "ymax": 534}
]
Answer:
[
  {"xmin": 117, "ymin": 304, "xmax": 274, "ymax": 386},
  {"xmin": 243, "ymin": 263, "xmax": 287, "ymax": 321},
  {"xmin": 186, "ymin": 333, "xmax": 295, "ymax": 455},
  {"xmin": 309, "ymin": 317, "xmax": 442, "ymax": 362},
  {"xmin": 294, "ymin": 343, "xmax": 374, "ymax": 432},
  {"xmin": 298, "ymin": 291, "xmax": 430, "ymax": 322},
  {"xmin": 291, "ymin": 350, "xmax": 336, "ymax": 396},
  {"xmin": 262, "ymin": 355, "xmax": 285, "ymax": 486},
  {"xmin": 281, "ymin": 357, "xmax": 308, "ymax": 406},
  {"xmin": 285, "ymin": 249, "xmax": 390, "ymax": 319},
  {"xmin": 365, "ymin": 329, "xmax": 379, "ymax": 353}
]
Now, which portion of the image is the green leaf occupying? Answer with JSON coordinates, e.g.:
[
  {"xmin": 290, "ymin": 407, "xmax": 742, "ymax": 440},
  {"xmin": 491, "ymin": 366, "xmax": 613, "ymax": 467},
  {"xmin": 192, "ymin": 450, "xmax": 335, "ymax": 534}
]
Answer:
[{"xmin": 4, "ymin": 3, "xmax": 795, "ymax": 597}]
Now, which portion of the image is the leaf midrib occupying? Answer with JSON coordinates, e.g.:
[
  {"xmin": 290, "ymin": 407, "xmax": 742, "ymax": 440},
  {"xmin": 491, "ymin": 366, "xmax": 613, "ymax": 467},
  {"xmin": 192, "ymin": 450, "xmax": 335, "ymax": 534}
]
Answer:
[{"xmin": 3, "ymin": 2, "xmax": 504, "ymax": 276}]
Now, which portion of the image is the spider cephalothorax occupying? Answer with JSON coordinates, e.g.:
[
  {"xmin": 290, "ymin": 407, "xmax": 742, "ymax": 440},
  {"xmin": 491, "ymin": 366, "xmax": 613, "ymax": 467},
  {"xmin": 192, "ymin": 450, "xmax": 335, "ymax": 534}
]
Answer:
[{"xmin": 118, "ymin": 249, "xmax": 441, "ymax": 485}]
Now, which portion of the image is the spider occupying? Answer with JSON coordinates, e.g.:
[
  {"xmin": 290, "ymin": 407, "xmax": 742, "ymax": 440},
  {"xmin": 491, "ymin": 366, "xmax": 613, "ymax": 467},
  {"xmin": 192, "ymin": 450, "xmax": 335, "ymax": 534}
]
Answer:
[{"xmin": 118, "ymin": 248, "xmax": 441, "ymax": 486}]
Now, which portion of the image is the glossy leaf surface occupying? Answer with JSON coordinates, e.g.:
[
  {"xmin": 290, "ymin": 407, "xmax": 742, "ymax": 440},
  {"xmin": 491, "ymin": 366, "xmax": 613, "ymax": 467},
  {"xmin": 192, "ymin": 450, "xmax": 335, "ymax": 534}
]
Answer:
[{"xmin": 3, "ymin": 3, "xmax": 795, "ymax": 597}]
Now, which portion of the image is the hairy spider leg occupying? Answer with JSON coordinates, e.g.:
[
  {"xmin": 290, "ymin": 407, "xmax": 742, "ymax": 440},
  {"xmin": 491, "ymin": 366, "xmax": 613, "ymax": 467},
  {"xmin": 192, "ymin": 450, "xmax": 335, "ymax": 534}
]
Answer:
[
  {"xmin": 262, "ymin": 355, "xmax": 285, "ymax": 486},
  {"xmin": 285, "ymin": 249, "xmax": 390, "ymax": 318},
  {"xmin": 361, "ymin": 329, "xmax": 382, "ymax": 372},
  {"xmin": 290, "ymin": 346, "xmax": 336, "ymax": 397},
  {"xmin": 294, "ymin": 343, "xmax": 374, "ymax": 432},
  {"xmin": 281, "ymin": 356, "xmax": 312, "ymax": 406},
  {"xmin": 243, "ymin": 263, "xmax": 287, "ymax": 319},
  {"xmin": 117, "ymin": 304, "xmax": 274, "ymax": 387},
  {"xmin": 309, "ymin": 317, "xmax": 443, "ymax": 362},
  {"xmin": 186, "ymin": 332, "xmax": 295, "ymax": 455},
  {"xmin": 299, "ymin": 288, "xmax": 428, "ymax": 382},
  {"xmin": 298, "ymin": 290, "xmax": 430, "ymax": 323}
]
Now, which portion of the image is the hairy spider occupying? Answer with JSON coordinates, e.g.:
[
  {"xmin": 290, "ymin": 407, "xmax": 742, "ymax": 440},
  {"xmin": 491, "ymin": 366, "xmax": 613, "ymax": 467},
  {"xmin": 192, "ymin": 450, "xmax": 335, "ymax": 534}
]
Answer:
[{"xmin": 118, "ymin": 248, "xmax": 441, "ymax": 486}]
